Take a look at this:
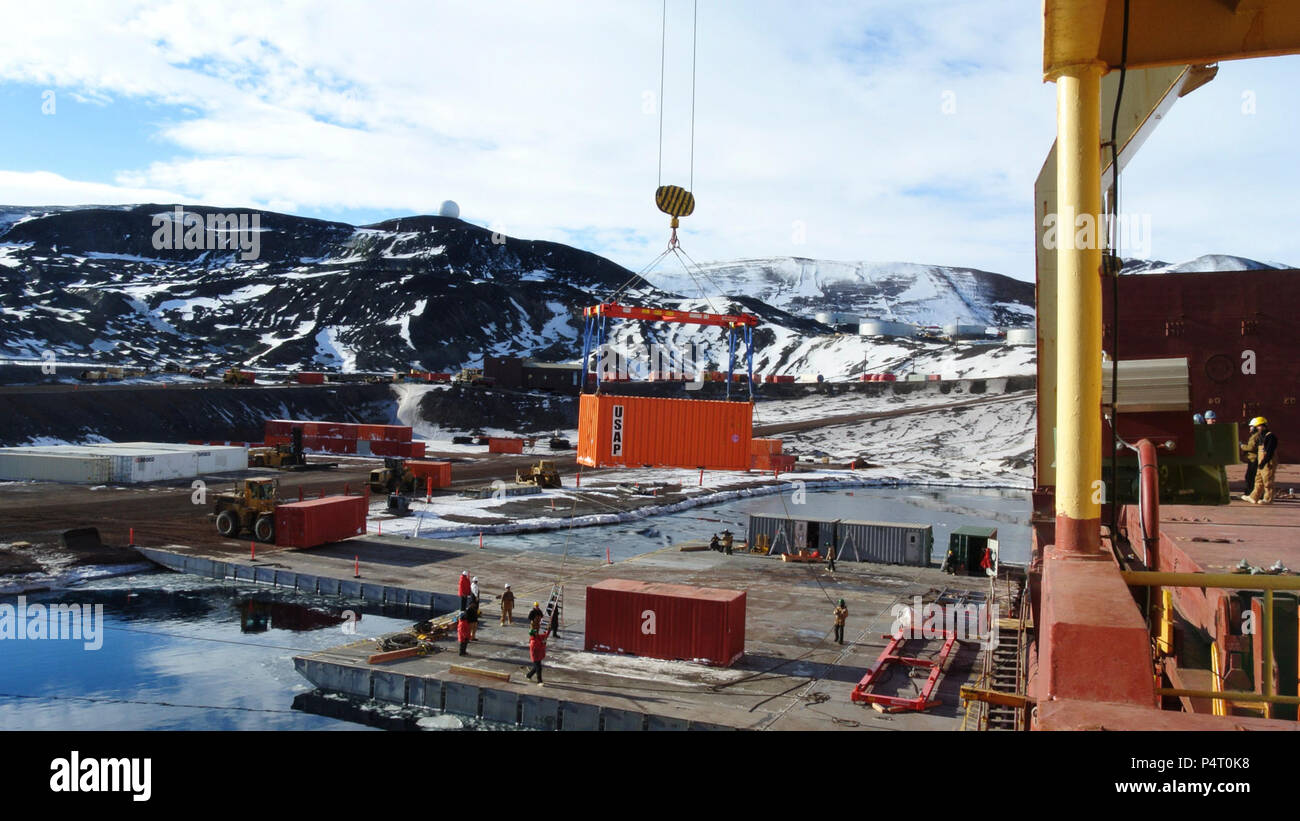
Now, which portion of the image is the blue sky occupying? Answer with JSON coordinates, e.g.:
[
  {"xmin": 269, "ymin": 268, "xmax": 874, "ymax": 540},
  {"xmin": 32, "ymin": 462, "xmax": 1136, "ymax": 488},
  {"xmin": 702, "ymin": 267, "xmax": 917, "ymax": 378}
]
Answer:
[{"xmin": 1, "ymin": 1, "xmax": 1298, "ymax": 280}]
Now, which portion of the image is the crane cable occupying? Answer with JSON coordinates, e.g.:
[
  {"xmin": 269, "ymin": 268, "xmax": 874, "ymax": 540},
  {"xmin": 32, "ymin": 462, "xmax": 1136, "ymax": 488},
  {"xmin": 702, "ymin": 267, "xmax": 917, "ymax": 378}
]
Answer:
[{"xmin": 653, "ymin": 0, "xmax": 699, "ymax": 248}]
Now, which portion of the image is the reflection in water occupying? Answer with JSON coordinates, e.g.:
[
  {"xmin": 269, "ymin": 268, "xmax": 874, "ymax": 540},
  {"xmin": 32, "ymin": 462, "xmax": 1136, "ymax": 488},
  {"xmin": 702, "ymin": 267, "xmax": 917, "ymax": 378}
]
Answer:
[
  {"xmin": 0, "ymin": 578, "xmax": 425, "ymax": 731},
  {"xmin": 237, "ymin": 598, "xmax": 358, "ymax": 634}
]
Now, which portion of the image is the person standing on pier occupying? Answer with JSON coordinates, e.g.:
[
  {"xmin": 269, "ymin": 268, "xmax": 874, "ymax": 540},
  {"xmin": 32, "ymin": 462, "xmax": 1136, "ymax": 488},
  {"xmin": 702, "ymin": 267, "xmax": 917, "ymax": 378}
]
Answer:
[
  {"xmin": 528, "ymin": 602, "xmax": 543, "ymax": 631},
  {"xmin": 832, "ymin": 599, "xmax": 848, "ymax": 645},
  {"xmin": 500, "ymin": 584, "xmax": 515, "ymax": 626},
  {"xmin": 826, "ymin": 544, "xmax": 837, "ymax": 573},
  {"xmin": 549, "ymin": 601, "xmax": 561, "ymax": 638},
  {"xmin": 465, "ymin": 594, "xmax": 480, "ymax": 640},
  {"xmin": 722, "ymin": 530, "xmax": 734, "ymax": 555},
  {"xmin": 458, "ymin": 571, "xmax": 472, "ymax": 609},
  {"xmin": 525, "ymin": 627, "xmax": 550, "ymax": 685},
  {"xmin": 470, "ymin": 576, "xmax": 480, "ymax": 602},
  {"xmin": 457, "ymin": 611, "xmax": 472, "ymax": 656}
]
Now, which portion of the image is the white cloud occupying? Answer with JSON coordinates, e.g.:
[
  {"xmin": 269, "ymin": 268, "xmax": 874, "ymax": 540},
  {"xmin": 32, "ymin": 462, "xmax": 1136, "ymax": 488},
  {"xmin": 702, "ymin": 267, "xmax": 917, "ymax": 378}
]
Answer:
[
  {"xmin": 0, "ymin": 170, "xmax": 190, "ymax": 207},
  {"xmin": 0, "ymin": 1, "xmax": 1295, "ymax": 279}
]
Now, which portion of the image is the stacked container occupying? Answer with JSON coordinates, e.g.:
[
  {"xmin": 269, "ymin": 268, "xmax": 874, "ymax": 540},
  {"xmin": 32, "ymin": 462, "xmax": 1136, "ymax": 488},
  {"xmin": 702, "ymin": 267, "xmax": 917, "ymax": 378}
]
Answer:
[
  {"xmin": 263, "ymin": 420, "xmax": 418, "ymax": 457},
  {"xmin": 584, "ymin": 579, "xmax": 746, "ymax": 667},
  {"xmin": 0, "ymin": 442, "xmax": 247, "ymax": 483},
  {"xmin": 0, "ymin": 451, "xmax": 112, "ymax": 483}
]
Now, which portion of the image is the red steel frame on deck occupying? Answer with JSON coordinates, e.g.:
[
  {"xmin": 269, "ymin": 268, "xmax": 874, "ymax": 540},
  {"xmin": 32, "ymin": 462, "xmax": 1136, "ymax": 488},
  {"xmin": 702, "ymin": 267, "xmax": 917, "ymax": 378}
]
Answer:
[{"xmin": 850, "ymin": 632, "xmax": 957, "ymax": 711}]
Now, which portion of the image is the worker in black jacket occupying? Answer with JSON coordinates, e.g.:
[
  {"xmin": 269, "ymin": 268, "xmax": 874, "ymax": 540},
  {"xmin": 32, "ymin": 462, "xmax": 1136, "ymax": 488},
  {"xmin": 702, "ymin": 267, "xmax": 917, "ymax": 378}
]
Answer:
[{"xmin": 1243, "ymin": 417, "xmax": 1280, "ymax": 505}]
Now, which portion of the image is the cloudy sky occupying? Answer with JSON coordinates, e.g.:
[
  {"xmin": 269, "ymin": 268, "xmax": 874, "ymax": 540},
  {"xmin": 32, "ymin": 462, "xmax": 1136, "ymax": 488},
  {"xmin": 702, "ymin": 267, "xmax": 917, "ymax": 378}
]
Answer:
[{"xmin": 1, "ymin": 0, "xmax": 1297, "ymax": 280}]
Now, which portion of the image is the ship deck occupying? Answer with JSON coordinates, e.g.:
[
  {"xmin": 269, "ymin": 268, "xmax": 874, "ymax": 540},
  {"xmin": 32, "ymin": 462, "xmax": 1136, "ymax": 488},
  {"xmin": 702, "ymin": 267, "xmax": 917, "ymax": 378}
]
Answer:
[{"xmin": 1161, "ymin": 464, "xmax": 1300, "ymax": 577}]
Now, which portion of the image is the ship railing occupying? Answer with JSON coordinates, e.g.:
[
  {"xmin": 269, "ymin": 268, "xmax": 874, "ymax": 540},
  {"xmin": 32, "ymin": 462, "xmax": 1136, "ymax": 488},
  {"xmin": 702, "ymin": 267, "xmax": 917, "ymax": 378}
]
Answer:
[{"xmin": 1120, "ymin": 570, "xmax": 1300, "ymax": 714}]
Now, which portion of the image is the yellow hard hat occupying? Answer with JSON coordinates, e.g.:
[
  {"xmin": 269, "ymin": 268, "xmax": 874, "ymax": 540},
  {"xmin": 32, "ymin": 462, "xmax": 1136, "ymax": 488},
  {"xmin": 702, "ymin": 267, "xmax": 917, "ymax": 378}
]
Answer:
[{"xmin": 1250, "ymin": 416, "xmax": 1268, "ymax": 428}]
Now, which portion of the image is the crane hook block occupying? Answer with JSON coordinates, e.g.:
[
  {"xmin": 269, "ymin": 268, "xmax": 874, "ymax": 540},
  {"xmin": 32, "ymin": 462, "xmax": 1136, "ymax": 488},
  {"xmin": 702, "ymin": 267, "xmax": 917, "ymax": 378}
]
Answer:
[{"xmin": 655, "ymin": 185, "xmax": 695, "ymax": 219}]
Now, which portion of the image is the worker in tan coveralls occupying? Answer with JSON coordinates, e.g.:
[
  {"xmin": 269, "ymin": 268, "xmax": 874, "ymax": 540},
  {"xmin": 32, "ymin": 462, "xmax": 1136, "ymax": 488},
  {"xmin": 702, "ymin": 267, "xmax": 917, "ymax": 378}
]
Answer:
[
  {"xmin": 500, "ymin": 584, "xmax": 515, "ymax": 626},
  {"xmin": 1241, "ymin": 424, "xmax": 1262, "ymax": 495},
  {"xmin": 832, "ymin": 599, "xmax": 848, "ymax": 645},
  {"xmin": 1243, "ymin": 417, "xmax": 1279, "ymax": 505}
]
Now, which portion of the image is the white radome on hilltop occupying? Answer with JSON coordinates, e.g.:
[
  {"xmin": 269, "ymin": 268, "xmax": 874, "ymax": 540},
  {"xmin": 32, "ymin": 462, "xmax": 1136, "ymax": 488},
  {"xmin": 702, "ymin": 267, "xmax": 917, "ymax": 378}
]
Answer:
[{"xmin": 438, "ymin": 200, "xmax": 460, "ymax": 219}]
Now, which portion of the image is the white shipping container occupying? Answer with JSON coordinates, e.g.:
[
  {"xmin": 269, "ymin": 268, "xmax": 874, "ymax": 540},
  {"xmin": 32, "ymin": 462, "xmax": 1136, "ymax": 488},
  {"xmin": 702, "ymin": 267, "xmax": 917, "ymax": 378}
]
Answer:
[
  {"xmin": 106, "ymin": 450, "xmax": 200, "ymax": 483},
  {"xmin": 106, "ymin": 443, "xmax": 247, "ymax": 474},
  {"xmin": 0, "ymin": 451, "xmax": 112, "ymax": 483},
  {"xmin": 1005, "ymin": 328, "xmax": 1035, "ymax": 346}
]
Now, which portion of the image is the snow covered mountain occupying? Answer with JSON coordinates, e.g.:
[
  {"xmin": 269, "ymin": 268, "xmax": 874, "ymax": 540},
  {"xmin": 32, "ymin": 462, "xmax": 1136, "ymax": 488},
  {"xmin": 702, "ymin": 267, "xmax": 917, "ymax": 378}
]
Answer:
[
  {"xmin": 1, "ymin": 203, "xmax": 1280, "ymax": 379},
  {"xmin": 648, "ymin": 257, "xmax": 1035, "ymax": 328},
  {"xmin": 1120, "ymin": 254, "xmax": 1291, "ymax": 275}
]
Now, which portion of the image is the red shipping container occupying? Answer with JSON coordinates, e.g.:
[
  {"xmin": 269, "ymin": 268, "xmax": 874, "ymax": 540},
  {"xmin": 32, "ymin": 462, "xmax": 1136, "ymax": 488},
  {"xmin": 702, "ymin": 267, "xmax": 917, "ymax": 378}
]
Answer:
[
  {"xmin": 296, "ymin": 372, "xmax": 326, "ymax": 384},
  {"xmin": 577, "ymin": 393, "xmax": 751, "ymax": 471},
  {"xmin": 926, "ymin": 374, "xmax": 942, "ymax": 381},
  {"xmin": 584, "ymin": 579, "xmax": 746, "ymax": 667},
  {"xmin": 356, "ymin": 424, "xmax": 413, "ymax": 442},
  {"xmin": 488, "ymin": 437, "xmax": 524, "ymax": 454},
  {"xmin": 410, "ymin": 441, "xmax": 426, "ymax": 458},
  {"xmin": 274, "ymin": 495, "xmax": 367, "ymax": 548},
  {"xmin": 881, "ymin": 373, "xmax": 897, "ymax": 382},
  {"xmin": 369, "ymin": 440, "xmax": 393, "ymax": 457},
  {"xmin": 430, "ymin": 373, "xmax": 451, "ymax": 382},
  {"xmin": 770, "ymin": 454, "xmax": 796, "ymax": 474},
  {"xmin": 408, "ymin": 460, "xmax": 452, "ymax": 488}
]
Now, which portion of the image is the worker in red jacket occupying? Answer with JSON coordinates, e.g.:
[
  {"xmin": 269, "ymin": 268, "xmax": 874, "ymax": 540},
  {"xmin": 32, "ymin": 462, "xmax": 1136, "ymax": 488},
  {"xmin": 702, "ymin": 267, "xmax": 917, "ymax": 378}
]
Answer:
[
  {"xmin": 525, "ymin": 628, "xmax": 550, "ymax": 685},
  {"xmin": 457, "ymin": 613, "xmax": 472, "ymax": 656},
  {"xmin": 458, "ymin": 570, "xmax": 472, "ymax": 609}
]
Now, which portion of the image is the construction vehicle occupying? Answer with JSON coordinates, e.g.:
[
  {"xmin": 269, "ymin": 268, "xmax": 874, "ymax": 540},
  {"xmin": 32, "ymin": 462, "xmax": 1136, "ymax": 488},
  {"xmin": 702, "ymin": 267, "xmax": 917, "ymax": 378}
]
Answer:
[
  {"xmin": 249, "ymin": 427, "xmax": 337, "ymax": 471},
  {"xmin": 223, "ymin": 368, "xmax": 255, "ymax": 384},
  {"xmin": 453, "ymin": 367, "xmax": 495, "ymax": 387},
  {"xmin": 369, "ymin": 457, "xmax": 417, "ymax": 495},
  {"xmin": 515, "ymin": 460, "xmax": 562, "ymax": 488},
  {"xmin": 212, "ymin": 478, "xmax": 280, "ymax": 542}
]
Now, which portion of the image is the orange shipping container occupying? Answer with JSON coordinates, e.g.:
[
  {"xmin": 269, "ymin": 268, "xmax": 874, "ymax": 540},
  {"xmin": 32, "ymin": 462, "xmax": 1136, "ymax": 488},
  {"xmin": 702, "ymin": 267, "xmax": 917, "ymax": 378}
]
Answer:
[
  {"xmin": 750, "ymin": 438, "xmax": 783, "ymax": 455},
  {"xmin": 577, "ymin": 394, "xmax": 752, "ymax": 471},
  {"xmin": 408, "ymin": 460, "xmax": 452, "ymax": 488},
  {"xmin": 488, "ymin": 437, "xmax": 524, "ymax": 454}
]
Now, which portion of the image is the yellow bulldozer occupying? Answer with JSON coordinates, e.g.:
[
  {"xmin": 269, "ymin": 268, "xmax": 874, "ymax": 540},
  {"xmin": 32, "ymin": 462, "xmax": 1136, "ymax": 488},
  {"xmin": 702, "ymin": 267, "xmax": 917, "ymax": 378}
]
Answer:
[
  {"xmin": 223, "ymin": 368, "xmax": 255, "ymax": 384},
  {"xmin": 212, "ymin": 478, "xmax": 280, "ymax": 542},
  {"xmin": 515, "ymin": 460, "xmax": 562, "ymax": 488},
  {"xmin": 369, "ymin": 457, "xmax": 417, "ymax": 495}
]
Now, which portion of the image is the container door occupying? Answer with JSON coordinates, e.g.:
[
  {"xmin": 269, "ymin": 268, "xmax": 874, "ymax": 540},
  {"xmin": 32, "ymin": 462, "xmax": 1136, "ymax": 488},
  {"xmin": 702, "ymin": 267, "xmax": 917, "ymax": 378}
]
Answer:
[
  {"xmin": 986, "ymin": 538, "xmax": 999, "ymax": 576},
  {"xmin": 903, "ymin": 530, "xmax": 921, "ymax": 565},
  {"xmin": 793, "ymin": 520, "xmax": 808, "ymax": 551}
]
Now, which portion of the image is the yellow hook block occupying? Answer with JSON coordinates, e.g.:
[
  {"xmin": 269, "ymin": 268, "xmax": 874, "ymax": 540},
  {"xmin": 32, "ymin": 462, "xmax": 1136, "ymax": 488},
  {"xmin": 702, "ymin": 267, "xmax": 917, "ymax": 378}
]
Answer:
[{"xmin": 655, "ymin": 185, "xmax": 695, "ymax": 219}]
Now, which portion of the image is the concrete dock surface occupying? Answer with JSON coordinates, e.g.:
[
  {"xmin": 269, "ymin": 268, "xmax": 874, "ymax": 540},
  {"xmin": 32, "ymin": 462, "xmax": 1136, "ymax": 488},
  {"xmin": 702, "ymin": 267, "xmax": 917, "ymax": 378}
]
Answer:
[{"xmin": 144, "ymin": 532, "xmax": 1000, "ymax": 730}]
